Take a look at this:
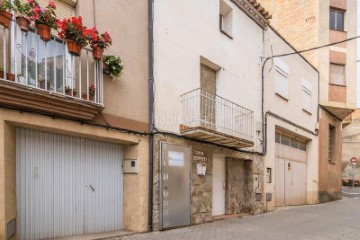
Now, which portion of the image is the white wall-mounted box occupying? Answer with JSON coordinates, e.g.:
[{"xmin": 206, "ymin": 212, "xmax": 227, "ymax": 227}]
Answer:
[{"xmin": 123, "ymin": 159, "xmax": 139, "ymax": 174}]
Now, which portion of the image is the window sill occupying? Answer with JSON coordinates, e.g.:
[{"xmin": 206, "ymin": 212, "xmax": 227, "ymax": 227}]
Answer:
[
  {"xmin": 302, "ymin": 108, "xmax": 312, "ymax": 115},
  {"xmin": 329, "ymin": 161, "xmax": 336, "ymax": 165},
  {"xmin": 329, "ymin": 83, "xmax": 346, "ymax": 87},
  {"xmin": 329, "ymin": 28, "xmax": 347, "ymax": 33},
  {"xmin": 275, "ymin": 93, "xmax": 289, "ymax": 101},
  {"xmin": 220, "ymin": 30, "xmax": 233, "ymax": 40}
]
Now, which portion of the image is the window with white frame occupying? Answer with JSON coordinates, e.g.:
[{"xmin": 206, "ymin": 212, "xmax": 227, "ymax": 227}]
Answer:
[
  {"xmin": 274, "ymin": 59, "xmax": 289, "ymax": 100},
  {"xmin": 302, "ymin": 79, "xmax": 312, "ymax": 113},
  {"xmin": 219, "ymin": 0, "xmax": 233, "ymax": 38}
]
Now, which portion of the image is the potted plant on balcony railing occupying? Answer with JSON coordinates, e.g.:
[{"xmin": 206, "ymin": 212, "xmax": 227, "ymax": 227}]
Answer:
[
  {"xmin": 29, "ymin": 0, "xmax": 57, "ymax": 42},
  {"xmin": 13, "ymin": 0, "xmax": 32, "ymax": 33},
  {"xmin": 82, "ymin": 83, "xmax": 95, "ymax": 101},
  {"xmin": 87, "ymin": 28, "xmax": 112, "ymax": 61},
  {"xmin": 57, "ymin": 16, "xmax": 89, "ymax": 56},
  {"xmin": 103, "ymin": 55, "xmax": 123, "ymax": 80},
  {"xmin": 0, "ymin": 0, "xmax": 13, "ymax": 29},
  {"xmin": 65, "ymin": 85, "xmax": 77, "ymax": 97},
  {"xmin": 0, "ymin": 66, "xmax": 15, "ymax": 81}
]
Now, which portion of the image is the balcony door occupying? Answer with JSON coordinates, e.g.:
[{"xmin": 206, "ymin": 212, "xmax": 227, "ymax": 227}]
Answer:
[{"xmin": 200, "ymin": 64, "xmax": 216, "ymax": 130}]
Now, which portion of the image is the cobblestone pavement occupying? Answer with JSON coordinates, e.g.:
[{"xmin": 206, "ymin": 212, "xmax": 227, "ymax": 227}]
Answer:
[{"xmin": 114, "ymin": 197, "xmax": 360, "ymax": 240}]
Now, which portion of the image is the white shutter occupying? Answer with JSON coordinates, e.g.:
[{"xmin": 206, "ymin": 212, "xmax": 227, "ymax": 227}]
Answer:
[
  {"xmin": 329, "ymin": 64, "xmax": 346, "ymax": 86},
  {"xmin": 275, "ymin": 70, "xmax": 289, "ymax": 99},
  {"xmin": 302, "ymin": 79, "xmax": 312, "ymax": 113}
]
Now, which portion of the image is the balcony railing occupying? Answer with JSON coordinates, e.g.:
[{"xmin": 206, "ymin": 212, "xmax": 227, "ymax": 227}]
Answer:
[
  {"xmin": 181, "ymin": 88, "xmax": 254, "ymax": 147},
  {"xmin": 0, "ymin": 21, "xmax": 103, "ymax": 105}
]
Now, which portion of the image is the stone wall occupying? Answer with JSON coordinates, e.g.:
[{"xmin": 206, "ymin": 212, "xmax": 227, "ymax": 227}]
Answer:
[{"xmin": 152, "ymin": 134, "xmax": 264, "ymax": 231}]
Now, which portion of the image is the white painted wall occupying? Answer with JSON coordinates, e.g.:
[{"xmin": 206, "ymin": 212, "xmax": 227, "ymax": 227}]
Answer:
[
  {"xmin": 263, "ymin": 28, "xmax": 319, "ymax": 209},
  {"xmin": 357, "ymin": 0, "xmax": 360, "ymax": 107},
  {"xmin": 153, "ymin": 0, "xmax": 263, "ymax": 142}
]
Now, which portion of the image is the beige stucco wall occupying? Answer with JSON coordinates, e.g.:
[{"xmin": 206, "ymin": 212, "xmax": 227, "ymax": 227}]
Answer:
[
  {"xmin": 0, "ymin": 108, "xmax": 149, "ymax": 239},
  {"xmin": 263, "ymin": 28, "xmax": 320, "ymax": 210},
  {"xmin": 76, "ymin": 0, "xmax": 149, "ymax": 124}
]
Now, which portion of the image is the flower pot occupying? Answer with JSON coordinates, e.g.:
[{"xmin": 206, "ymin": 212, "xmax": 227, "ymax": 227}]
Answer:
[
  {"xmin": 82, "ymin": 93, "xmax": 94, "ymax": 101},
  {"xmin": 66, "ymin": 39, "xmax": 82, "ymax": 56},
  {"xmin": 92, "ymin": 46, "xmax": 103, "ymax": 61},
  {"xmin": 103, "ymin": 62, "xmax": 109, "ymax": 74},
  {"xmin": 0, "ymin": 70, "xmax": 4, "ymax": 79},
  {"xmin": 37, "ymin": 23, "xmax": 51, "ymax": 42},
  {"xmin": 6, "ymin": 73, "xmax": 15, "ymax": 81},
  {"xmin": 0, "ymin": 11, "xmax": 13, "ymax": 29},
  {"xmin": 16, "ymin": 16, "xmax": 30, "ymax": 33},
  {"xmin": 65, "ymin": 89, "xmax": 77, "ymax": 97},
  {"xmin": 18, "ymin": 75, "xmax": 26, "ymax": 84}
]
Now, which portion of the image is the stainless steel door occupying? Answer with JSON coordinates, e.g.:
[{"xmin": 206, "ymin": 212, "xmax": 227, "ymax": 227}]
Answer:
[{"xmin": 160, "ymin": 142, "xmax": 191, "ymax": 229}]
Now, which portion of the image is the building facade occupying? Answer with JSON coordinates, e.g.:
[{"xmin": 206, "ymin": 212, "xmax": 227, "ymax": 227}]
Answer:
[
  {"xmin": 150, "ymin": 0, "xmax": 319, "ymax": 231},
  {"xmin": 0, "ymin": 0, "xmax": 150, "ymax": 239},
  {"xmin": 259, "ymin": 0, "xmax": 357, "ymax": 202}
]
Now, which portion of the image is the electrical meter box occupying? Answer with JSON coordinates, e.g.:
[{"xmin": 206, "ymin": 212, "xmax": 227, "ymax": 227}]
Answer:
[{"xmin": 123, "ymin": 159, "xmax": 139, "ymax": 174}]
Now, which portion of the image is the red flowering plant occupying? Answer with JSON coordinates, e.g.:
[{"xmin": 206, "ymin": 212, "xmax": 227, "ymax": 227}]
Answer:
[
  {"xmin": 28, "ymin": 0, "xmax": 57, "ymax": 29},
  {"xmin": 57, "ymin": 16, "xmax": 89, "ymax": 47},
  {"xmin": 89, "ymin": 83, "xmax": 95, "ymax": 96},
  {"xmin": 87, "ymin": 28, "xmax": 112, "ymax": 50}
]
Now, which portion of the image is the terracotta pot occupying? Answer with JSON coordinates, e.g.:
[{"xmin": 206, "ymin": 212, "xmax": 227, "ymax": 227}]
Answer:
[
  {"xmin": 0, "ymin": 11, "xmax": 13, "ymax": 29},
  {"xmin": 0, "ymin": 70, "xmax": 4, "ymax": 79},
  {"xmin": 16, "ymin": 16, "xmax": 30, "ymax": 33},
  {"xmin": 92, "ymin": 46, "xmax": 103, "ymax": 61},
  {"xmin": 6, "ymin": 73, "xmax": 15, "ymax": 81},
  {"xmin": 103, "ymin": 62, "xmax": 109, "ymax": 74},
  {"xmin": 37, "ymin": 23, "xmax": 51, "ymax": 42},
  {"xmin": 65, "ymin": 89, "xmax": 77, "ymax": 97},
  {"xmin": 66, "ymin": 39, "xmax": 82, "ymax": 56},
  {"xmin": 82, "ymin": 93, "xmax": 94, "ymax": 101}
]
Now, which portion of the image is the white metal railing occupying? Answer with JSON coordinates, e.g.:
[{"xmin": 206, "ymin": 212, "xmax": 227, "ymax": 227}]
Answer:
[
  {"xmin": 0, "ymin": 21, "xmax": 103, "ymax": 105},
  {"xmin": 181, "ymin": 88, "xmax": 254, "ymax": 142}
]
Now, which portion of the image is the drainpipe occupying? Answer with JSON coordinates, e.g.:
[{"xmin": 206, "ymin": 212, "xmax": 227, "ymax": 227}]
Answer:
[{"xmin": 148, "ymin": 0, "xmax": 154, "ymax": 232}]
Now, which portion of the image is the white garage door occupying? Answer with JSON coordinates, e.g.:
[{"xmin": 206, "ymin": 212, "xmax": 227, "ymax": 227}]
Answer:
[
  {"xmin": 16, "ymin": 128, "xmax": 123, "ymax": 240},
  {"xmin": 275, "ymin": 132, "xmax": 307, "ymax": 207}
]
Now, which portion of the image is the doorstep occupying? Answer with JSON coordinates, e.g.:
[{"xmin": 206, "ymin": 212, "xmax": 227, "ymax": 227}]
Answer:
[
  {"xmin": 213, "ymin": 213, "xmax": 251, "ymax": 221},
  {"xmin": 52, "ymin": 230, "xmax": 133, "ymax": 240}
]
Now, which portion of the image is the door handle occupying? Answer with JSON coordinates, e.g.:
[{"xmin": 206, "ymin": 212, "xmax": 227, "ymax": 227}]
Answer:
[{"xmin": 89, "ymin": 185, "xmax": 95, "ymax": 192}]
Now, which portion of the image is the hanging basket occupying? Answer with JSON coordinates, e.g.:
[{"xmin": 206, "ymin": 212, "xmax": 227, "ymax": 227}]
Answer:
[
  {"xmin": 0, "ymin": 11, "xmax": 12, "ymax": 29},
  {"xmin": 66, "ymin": 39, "xmax": 82, "ymax": 56},
  {"xmin": 37, "ymin": 24, "xmax": 51, "ymax": 42},
  {"xmin": 92, "ymin": 46, "xmax": 103, "ymax": 61},
  {"xmin": 16, "ymin": 16, "xmax": 30, "ymax": 33}
]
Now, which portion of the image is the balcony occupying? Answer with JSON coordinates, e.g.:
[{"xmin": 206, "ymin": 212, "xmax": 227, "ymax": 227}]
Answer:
[
  {"xmin": 180, "ymin": 88, "xmax": 254, "ymax": 148},
  {"xmin": 0, "ymin": 22, "xmax": 104, "ymax": 121}
]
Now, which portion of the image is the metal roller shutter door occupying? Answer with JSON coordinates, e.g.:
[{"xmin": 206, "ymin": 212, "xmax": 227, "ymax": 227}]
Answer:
[{"xmin": 16, "ymin": 128, "xmax": 123, "ymax": 239}]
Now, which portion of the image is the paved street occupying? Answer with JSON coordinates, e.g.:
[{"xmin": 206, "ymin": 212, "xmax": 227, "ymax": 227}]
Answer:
[{"xmin": 115, "ymin": 197, "xmax": 360, "ymax": 240}]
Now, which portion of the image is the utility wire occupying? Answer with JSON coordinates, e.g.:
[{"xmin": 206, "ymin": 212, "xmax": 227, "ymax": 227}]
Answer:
[{"xmin": 267, "ymin": 35, "xmax": 360, "ymax": 59}]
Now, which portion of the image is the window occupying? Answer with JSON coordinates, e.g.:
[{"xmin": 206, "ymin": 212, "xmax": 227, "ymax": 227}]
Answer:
[
  {"xmin": 329, "ymin": 125, "xmax": 336, "ymax": 163},
  {"xmin": 274, "ymin": 59, "xmax": 289, "ymax": 100},
  {"xmin": 330, "ymin": 9, "xmax": 344, "ymax": 31},
  {"xmin": 329, "ymin": 64, "xmax": 346, "ymax": 86},
  {"xmin": 276, "ymin": 132, "xmax": 306, "ymax": 152},
  {"xmin": 219, "ymin": 0, "xmax": 233, "ymax": 38},
  {"xmin": 302, "ymin": 79, "xmax": 312, "ymax": 113}
]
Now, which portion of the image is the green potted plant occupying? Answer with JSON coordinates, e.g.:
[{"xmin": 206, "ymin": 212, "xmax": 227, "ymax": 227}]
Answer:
[
  {"xmin": 0, "ymin": 0, "xmax": 13, "ymax": 29},
  {"xmin": 57, "ymin": 16, "xmax": 89, "ymax": 56},
  {"xmin": 29, "ymin": 0, "xmax": 57, "ymax": 42},
  {"xmin": 87, "ymin": 28, "xmax": 112, "ymax": 61},
  {"xmin": 103, "ymin": 55, "xmax": 123, "ymax": 80},
  {"xmin": 13, "ymin": 0, "xmax": 32, "ymax": 33}
]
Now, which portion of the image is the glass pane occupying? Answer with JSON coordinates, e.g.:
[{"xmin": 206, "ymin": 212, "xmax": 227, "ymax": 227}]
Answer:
[
  {"xmin": 275, "ymin": 132, "xmax": 280, "ymax": 143},
  {"xmin": 291, "ymin": 138, "xmax": 298, "ymax": 149},
  {"xmin": 336, "ymin": 11, "xmax": 344, "ymax": 31},
  {"xmin": 299, "ymin": 142, "xmax": 306, "ymax": 151},
  {"xmin": 281, "ymin": 135, "xmax": 290, "ymax": 146},
  {"xmin": 330, "ymin": 10, "xmax": 336, "ymax": 29}
]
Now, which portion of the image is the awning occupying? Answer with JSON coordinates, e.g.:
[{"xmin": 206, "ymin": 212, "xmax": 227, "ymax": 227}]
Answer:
[{"xmin": 320, "ymin": 104, "xmax": 355, "ymax": 120}]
